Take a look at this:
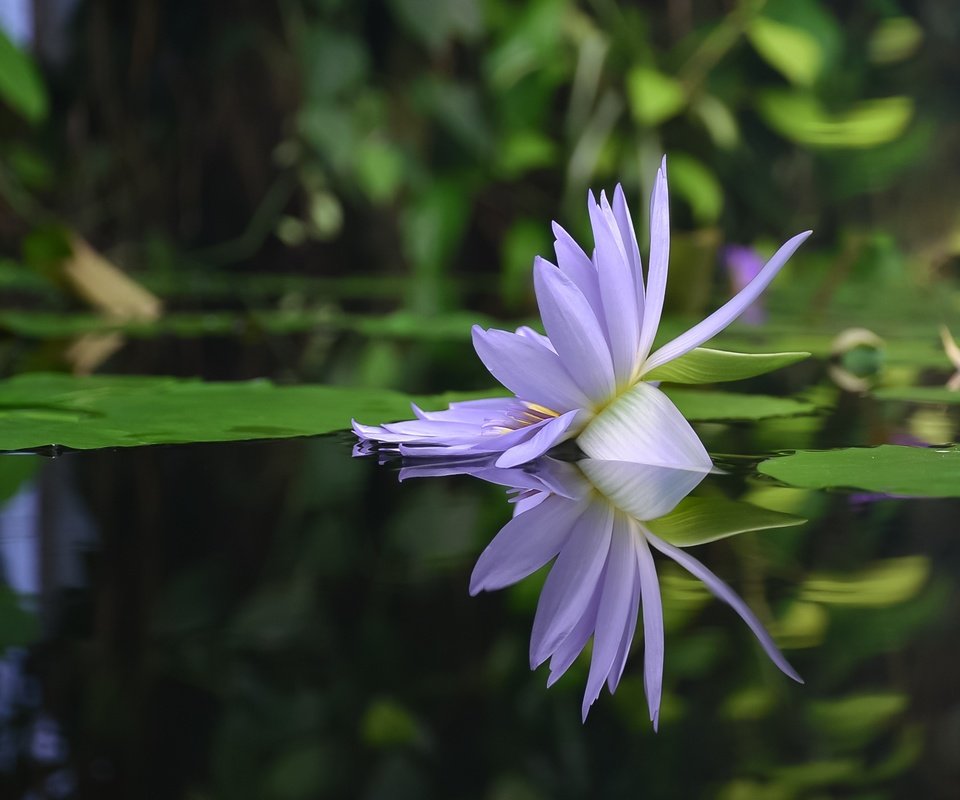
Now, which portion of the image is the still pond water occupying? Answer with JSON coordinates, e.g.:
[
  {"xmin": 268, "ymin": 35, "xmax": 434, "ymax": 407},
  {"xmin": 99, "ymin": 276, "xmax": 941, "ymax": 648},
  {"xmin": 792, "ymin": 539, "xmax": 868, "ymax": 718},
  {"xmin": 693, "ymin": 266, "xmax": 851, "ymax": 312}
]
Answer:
[{"xmin": 0, "ymin": 397, "xmax": 957, "ymax": 799}]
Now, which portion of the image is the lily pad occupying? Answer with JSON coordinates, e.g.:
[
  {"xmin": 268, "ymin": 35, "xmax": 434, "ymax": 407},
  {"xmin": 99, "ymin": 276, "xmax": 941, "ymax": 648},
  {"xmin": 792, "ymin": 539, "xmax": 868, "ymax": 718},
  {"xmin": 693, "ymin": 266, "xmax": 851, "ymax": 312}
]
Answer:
[
  {"xmin": 758, "ymin": 445, "xmax": 960, "ymax": 497},
  {"xmin": 0, "ymin": 373, "xmax": 487, "ymax": 452}
]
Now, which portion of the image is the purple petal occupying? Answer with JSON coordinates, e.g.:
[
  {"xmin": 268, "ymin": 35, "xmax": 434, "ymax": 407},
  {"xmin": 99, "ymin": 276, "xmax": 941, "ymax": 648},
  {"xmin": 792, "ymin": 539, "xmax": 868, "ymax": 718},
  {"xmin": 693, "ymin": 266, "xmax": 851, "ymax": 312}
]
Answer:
[
  {"xmin": 515, "ymin": 325, "xmax": 556, "ymax": 353},
  {"xmin": 612, "ymin": 184, "xmax": 645, "ymax": 317},
  {"xmin": 551, "ymin": 222, "xmax": 605, "ymax": 323},
  {"xmin": 470, "ymin": 494, "xmax": 588, "ymax": 595},
  {"xmin": 495, "ymin": 409, "xmax": 586, "ymax": 468},
  {"xmin": 533, "ymin": 257, "xmax": 616, "ymax": 404},
  {"xmin": 546, "ymin": 575, "xmax": 602, "ymax": 687},
  {"xmin": 637, "ymin": 158, "xmax": 670, "ymax": 364},
  {"xmin": 642, "ymin": 231, "xmax": 813, "ymax": 374},
  {"xmin": 607, "ymin": 550, "xmax": 641, "ymax": 693},
  {"xmin": 644, "ymin": 529, "xmax": 803, "ymax": 684},
  {"xmin": 635, "ymin": 528, "xmax": 664, "ymax": 730},
  {"xmin": 577, "ymin": 382, "xmax": 712, "ymax": 470},
  {"xmin": 530, "ymin": 502, "xmax": 614, "ymax": 667},
  {"xmin": 472, "ymin": 326, "xmax": 591, "ymax": 412},
  {"xmin": 590, "ymin": 191, "xmax": 641, "ymax": 387},
  {"xmin": 582, "ymin": 513, "xmax": 637, "ymax": 720}
]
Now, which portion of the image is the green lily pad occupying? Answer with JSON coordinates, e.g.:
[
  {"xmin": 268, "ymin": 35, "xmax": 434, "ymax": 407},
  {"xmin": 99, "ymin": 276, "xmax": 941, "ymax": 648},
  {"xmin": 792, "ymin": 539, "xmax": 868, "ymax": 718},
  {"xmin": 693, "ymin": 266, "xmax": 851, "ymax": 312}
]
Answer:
[
  {"xmin": 646, "ymin": 496, "xmax": 805, "ymax": 547},
  {"xmin": 0, "ymin": 373, "xmax": 489, "ymax": 452},
  {"xmin": 758, "ymin": 445, "xmax": 960, "ymax": 497}
]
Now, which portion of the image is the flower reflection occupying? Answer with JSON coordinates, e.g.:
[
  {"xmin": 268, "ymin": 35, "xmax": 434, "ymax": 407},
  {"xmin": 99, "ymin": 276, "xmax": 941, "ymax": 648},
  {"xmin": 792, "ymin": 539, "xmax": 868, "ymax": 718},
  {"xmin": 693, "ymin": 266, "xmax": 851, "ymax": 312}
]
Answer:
[{"xmin": 401, "ymin": 456, "xmax": 803, "ymax": 725}]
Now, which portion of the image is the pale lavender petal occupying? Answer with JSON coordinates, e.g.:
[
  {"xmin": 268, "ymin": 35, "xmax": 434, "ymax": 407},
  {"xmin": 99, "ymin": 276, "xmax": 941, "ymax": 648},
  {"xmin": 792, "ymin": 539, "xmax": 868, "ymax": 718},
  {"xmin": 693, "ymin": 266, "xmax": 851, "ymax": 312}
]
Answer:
[
  {"xmin": 414, "ymin": 398, "xmax": 513, "ymax": 423},
  {"xmin": 472, "ymin": 326, "xmax": 591, "ymax": 413},
  {"xmin": 636, "ymin": 158, "xmax": 670, "ymax": 364},
  {"xmin": 513, "ymin": 492, "xmax": 549, "ymax": 516},
  {"xmin": 642, "ymin": 231, "xmax": 813, "ymax": 374},
  {"xmin": 580, "ymin": 459, "xmax": 709, "ymax": 520},
  {"xmin": 530, "ymin": 502, "xmax": 614, "ymax": 667},
  {"xmin": 612, "ymin": 184, "xmax": 645, "ymax": 316},
  {"xmin": 607, "ymin": 551, "xmax": 641, "ymax": 693},
  {"xmin": 582, "ymin": 513, "xmax": 637, "ymax": 720},
  {"xmin": 515, "ymin": 325, "xmax": 556, "ymax": 353},
  {"xmin": 577, "ymin": 382, "xmax": 712, "ymax": 470},
  {"xmin": 645, "ymin": 529, "xmax": 803, "ymax": 683},
  {"xmin": 591, "ymin": 191, "xmax": 641, "ymax": 387},
  {"xmin": 551, "ymin": 222, "xmax": 605, "ymax": 323},
  {"xmin": 546, "ymin": 575, "xmax": 602, "ymax": 687},
  {"xmin": 635, "ymin": 527, "xmax": 664, "ymax": 730},
  {"xmin": 470, "ymin": 494, "xmax": 588, "ymax": 595},
  {"xmin": 495, "ymin": 409, "xmax": 586, "ymax": 468},
  {"xmin": 533, "ymin": 257, "xmax": 616, "ymax": 403}
]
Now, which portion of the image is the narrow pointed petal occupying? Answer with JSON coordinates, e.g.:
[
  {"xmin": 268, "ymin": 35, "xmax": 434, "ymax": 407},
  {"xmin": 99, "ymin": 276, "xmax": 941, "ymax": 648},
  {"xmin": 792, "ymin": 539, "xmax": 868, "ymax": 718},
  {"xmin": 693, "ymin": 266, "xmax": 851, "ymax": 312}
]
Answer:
[
  {"xmin": 577, "ymin": 382, "xmax": 712, "ymax": 470},
  {"xmin": 582, "ymin": 514, "xmax": 637, "ymax": 720},
  {"xmin": 580, "ymin": 459, "xmax": 710, "ymax": 520},
  {"xmin": 470, "ymin": 494, "xmax": 588, "ymax": 595},
  {"xmin": 547, "ymin": 570, "xmax": 603, "ymax": 687},
  {"xmin": 612, "ymin": 184, "xmax": 645, "ymax": 313},
  {"xmin": 533, "ymin": 257, "xmax": 616, "ymax": 404},
  {"xmin": 645, "ymin": 529, "xmax": 803, "ymax": 683},
  {"xmin": 530, "ymin": 502, "xmax": 614, "ymax": 667},
  {"xmin": 552, "ymin": 222, "xmax": 605, "ymax": 323},
  {"xmin": 515, "ymin": 325, "xmax": 556, "ymax": 353},
  {"xmin": 590, "ymin": 192, "xmax": 641, "ymax": 386},
  {"xmin": 636, "ymin": 159, "xmax": 670, "ymax": 364},
  {"xmin": 635, "ymin": 527, "xmax": 664, "ymax": 730},
  {"xmin": 472, "ymin": 326, "xmax": 591, "ymax": 412},
  {"xmin": 607, "ymin": 554, "xmax": 641, "ymax": 693},
  {"xmin": 642, "ymin": 231, "xmax": 813, "ymax": 374}
]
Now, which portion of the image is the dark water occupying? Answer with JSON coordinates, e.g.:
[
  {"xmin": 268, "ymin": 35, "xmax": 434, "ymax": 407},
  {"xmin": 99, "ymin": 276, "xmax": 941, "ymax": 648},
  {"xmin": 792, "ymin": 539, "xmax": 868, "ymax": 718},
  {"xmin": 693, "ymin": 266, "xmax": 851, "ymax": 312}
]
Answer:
[{"xmin": 0, "ymin": 427, "xmax": 958, "ymax": 800}]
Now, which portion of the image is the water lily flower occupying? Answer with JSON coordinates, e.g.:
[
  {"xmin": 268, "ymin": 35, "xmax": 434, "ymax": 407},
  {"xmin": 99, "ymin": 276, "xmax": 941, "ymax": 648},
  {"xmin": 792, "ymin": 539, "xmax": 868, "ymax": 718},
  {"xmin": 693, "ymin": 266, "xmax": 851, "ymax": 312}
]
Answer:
[
  {"xmin": 355, "ymin": 158, "xmax": 811, "ymax": 469},
  {"xmin": 404, "ymin": 455, "xmax": 803, "ymax": 724}
]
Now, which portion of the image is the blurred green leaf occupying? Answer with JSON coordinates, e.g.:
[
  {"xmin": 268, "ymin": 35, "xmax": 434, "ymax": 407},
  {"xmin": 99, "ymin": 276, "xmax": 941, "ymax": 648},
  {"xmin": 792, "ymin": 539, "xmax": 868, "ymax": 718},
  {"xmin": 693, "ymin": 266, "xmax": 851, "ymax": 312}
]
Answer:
[
  {"xmin": 667, "ymin": 154, "xmax": 724, "ymax": 224},
  {"xmin": 759, "ymin": 445, "xmax": 960, "ymax": 497},
  {"xmin": 800, "ymin": 557, "xmax": 929, "ymax": 607},
  {"xmin": 644, "ymin": 348, "xmax": 810, "ymax": 385},
  {"xmin": 747, "ymin": 16, "xmax": 823, "ymax": 87},
  {"xmin": 388, "ymin": 0, "xmax": 482, "ymax": 52},
  {"xmin": 354, "ymin": 139, "xmax": 406, "ymax": 202},
  {"xmin": 808, "ymin": 693, "xmax": 908, "ymax": 748},
  {"xmin": 0, "ymin": 29, "xmax": 48, "ymax": 123},
  {"xmin": 0, "ymin": 587, "xmax": 40, "ymax": 649},
  {"xmin": 0, "ymin": 454, "xmax": 38, "ymax": 503},
  {"xmin": 757, "ymin": 91, "xmax": 913, "ymax": 149},
  {"xmin": 362, "ymin": 699, "xmax": 425, "ymax": 748},
  {"xmin": 868, "ymin": 17, "xmax": 923, "ymax": 65},
  {"xmin": 646, "ymin": 496, "xmax": 805, "ymax": 547},
  {"xmin": 626, "ymin": 67, "xmax": 686, "ymax": 126}
]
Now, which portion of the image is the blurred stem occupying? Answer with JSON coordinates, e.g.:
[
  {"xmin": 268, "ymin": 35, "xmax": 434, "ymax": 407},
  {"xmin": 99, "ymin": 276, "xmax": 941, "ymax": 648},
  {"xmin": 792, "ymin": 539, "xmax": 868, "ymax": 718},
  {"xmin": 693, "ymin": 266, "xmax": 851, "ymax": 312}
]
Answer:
[
  {"xmin": 187, "ymin": 172, "xmax": 298, "ymax": 268},
  {"xmin": 678, "ymin": 0, "xmax": 766, "ymax": 94}
]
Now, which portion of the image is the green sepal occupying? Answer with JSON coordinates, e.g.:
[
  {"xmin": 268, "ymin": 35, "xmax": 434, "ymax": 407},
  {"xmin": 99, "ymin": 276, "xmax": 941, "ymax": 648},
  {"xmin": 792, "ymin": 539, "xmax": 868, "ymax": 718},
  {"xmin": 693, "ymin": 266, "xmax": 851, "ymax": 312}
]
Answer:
[
  {"xmin": 645, "ymin": 496, "xmax": 805, "ymax": 547},
  {"xmin": 643, "ymin": 347, "xmax": 810, "ymax": 384}
]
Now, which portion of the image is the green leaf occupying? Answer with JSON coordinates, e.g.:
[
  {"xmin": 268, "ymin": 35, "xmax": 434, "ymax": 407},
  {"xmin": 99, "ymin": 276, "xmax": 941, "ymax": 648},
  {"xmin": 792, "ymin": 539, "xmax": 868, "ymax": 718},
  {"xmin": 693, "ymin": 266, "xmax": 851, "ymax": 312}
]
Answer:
[
  {"xmin": 644, "ymin": 347, "xmax": 810, "ymax": 384},
  {"xmin": 0, "ymin": 29, "xmax": 48, "ymax": 123},
  {"xmin": 664, "ymin": 389, "xmax": 817, "ymax": 421},
  {"xmin": 747, "ymin": 16, "xmax": 824, "ymax": 87},
  {"xmin": 0, "ymin": 373, "xmax": 501, "ymax": 452},
  {"xmin": 0, "ymin": 587, "xmax": 40, "ymax": 649},
  {"xmin": 875, "ymin": 386, "xmax": 960, "ymax": 405},
  {"xmin": 646, "ymin": 496, "xmax": 805, "ymax": 547},
  {"xmin": 667, "ymin": 154, "xmax": 724, "ymax": 224},
  {"xmin": 799, "ymin": 557, "xmax": 929, "ymax": 607},
  {"xmin": 758, "ymin": 445, "xmax": 960, "ymax": 497},
  {"xmin": 626, "ymin": 67, "xmax": 686, "ymax": 126},
  {"xmin": 868, "ymin": 17, "xmax": 923, "ymax": 65},
  {"xmin": 757, "ymin": 91, "xmax": 913, "ymax": 149}
]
